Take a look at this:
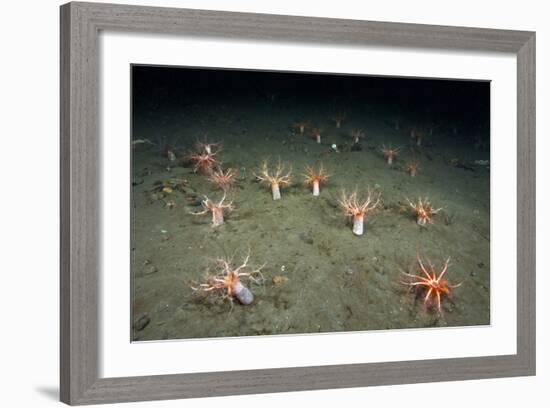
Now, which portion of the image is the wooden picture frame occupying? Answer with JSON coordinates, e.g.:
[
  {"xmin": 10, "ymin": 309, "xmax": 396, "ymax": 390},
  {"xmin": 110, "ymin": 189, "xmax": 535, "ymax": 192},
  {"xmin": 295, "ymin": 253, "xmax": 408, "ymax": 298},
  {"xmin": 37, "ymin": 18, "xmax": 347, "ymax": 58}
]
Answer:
[{"xmin": 60, "ymin": 2, "xmax": 535, "ymax": 405}]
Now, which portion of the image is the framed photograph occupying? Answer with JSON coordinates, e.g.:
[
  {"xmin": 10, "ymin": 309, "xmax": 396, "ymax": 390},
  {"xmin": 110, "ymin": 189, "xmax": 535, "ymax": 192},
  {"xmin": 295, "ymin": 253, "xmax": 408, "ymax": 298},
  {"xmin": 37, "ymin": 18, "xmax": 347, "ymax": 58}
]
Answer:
[{"xmin": 60, "ymin": 1, "xmax": 536, "ymax": 405}]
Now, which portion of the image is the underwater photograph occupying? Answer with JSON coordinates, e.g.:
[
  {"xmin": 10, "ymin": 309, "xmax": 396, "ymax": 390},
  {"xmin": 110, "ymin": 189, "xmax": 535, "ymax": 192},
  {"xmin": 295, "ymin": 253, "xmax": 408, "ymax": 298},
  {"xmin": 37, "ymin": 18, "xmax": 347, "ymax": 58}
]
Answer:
[{"xmin": 131, "ymin": 65, "xmax": 490, "ymax": 341}]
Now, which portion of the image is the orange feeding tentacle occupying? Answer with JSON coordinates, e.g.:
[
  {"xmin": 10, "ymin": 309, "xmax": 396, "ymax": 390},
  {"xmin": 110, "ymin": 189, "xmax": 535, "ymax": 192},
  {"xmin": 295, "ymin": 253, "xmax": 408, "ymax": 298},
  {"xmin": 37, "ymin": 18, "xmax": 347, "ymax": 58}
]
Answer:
[{"xmin": 401, "ymin": 252, "xmax": 461, "ymax": 314}]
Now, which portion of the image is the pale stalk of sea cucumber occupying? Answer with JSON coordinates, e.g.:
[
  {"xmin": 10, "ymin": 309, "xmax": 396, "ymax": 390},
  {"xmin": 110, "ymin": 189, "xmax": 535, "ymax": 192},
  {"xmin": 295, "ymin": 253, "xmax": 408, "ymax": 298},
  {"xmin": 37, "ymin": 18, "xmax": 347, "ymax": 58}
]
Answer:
[
  {"xmin": 417, "ymin": 216, "xmax": 427, "ymax": 226},
  {"xmin": 167, "ymin": 150, "xmax": 176, "ymax": 162},
  {"xmin": 312, "ymin": 180, "xmax": 320, "ymax": 196},
  {"xmin": 212, "ymin": 208, "xmax": 224, "ymax": 227},
  {"xmin": 316, "ymin": 134, "xmax": 321, "ymax": 144},
  {"xmin": 387, "ymin": 156, "xmax": 393, "ymax": 165},
  {"xmin": 271, "ymin": 183, "xmax": 281, "ymax": 200},
  {"xmin": 232, "ymin": 280, "xmax": 254, "ymax": 305},
  {"xmin": 336, "ymin": 122, "xmax": 341, "ymax": 129},
  {"xmin": 410, "ymin": 169, "xmax": 417, "ymax": 177},
  {"xmin": 416, "ymin": 137, "xmax": 422, "ymax": 146},
  {"xmin": 352, "ymin": 214, "xmax": 364, "ymax": 236},
  {"xmin": 205, "ymin": 145, "xmax": 212, "ymax": 154}
]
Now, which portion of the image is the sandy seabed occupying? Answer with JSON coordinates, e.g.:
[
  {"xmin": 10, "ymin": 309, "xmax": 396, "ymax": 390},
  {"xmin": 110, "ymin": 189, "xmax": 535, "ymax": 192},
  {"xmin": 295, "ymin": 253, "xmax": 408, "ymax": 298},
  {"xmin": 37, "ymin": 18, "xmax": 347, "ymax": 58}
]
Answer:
[{"xmin": 131, "ymin": 96, "xmax": 490, "ymax": 341}]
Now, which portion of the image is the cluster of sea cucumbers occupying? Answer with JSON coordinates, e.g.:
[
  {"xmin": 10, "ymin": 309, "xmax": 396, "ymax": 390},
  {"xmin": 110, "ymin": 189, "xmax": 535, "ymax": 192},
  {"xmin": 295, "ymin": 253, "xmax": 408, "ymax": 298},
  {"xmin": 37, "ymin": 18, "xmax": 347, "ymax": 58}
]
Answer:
[
  {"xmin": 145, "ymin": 114, "xmax": 466, "ymax": 316},
  {"xmin": 136, "ymin": 109, "xmax": 476, "ymax": 313}
]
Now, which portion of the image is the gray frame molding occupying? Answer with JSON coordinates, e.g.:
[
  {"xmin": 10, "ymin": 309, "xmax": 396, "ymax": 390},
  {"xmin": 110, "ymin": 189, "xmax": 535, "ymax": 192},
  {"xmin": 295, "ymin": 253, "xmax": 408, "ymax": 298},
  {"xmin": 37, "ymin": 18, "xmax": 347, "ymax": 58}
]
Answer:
[{"xmin": 60, "ymin": 2, "xmax": 536, "ymax": 405}]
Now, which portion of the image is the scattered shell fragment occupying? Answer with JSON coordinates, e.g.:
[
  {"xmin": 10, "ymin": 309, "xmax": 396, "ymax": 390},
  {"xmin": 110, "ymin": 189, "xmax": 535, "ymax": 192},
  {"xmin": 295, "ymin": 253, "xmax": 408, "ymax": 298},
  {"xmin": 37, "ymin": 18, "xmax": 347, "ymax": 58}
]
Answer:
[
  {"xmin": 132, "ymin": 138, "xmax": 154, "ymax": 146},
  {"xmin": 474, "ymin": 159, "xmax": 490, "ymax": 166}
]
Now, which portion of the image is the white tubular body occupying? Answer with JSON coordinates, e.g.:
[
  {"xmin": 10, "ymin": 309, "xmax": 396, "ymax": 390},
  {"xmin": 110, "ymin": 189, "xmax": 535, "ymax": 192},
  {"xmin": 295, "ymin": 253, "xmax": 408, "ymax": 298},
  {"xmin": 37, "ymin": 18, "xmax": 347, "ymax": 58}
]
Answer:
[
  {"xmin": 387, "ymin": 156, "xmax": 393, "ymax": 165},
  {"xmin": 271, "ymin": 183, "xmax": 281, "ymax": 200},
  {"xmin": 316, "ymin": 135, "xmax": 321, "ymax": 144},
  {"xmin": 233, "ymin": 281, "xmax": 254, "ymax": 305},
  {"xmin": 312, "ymin": 180, "xmax": 320, "ymax": 196},
  {"xmin": 352, "ymin": 214, "xmax": 364, "ymax": 236},
  {"xmin": 167, "ymin": 150, "xmax": 176, "ymax": 162},
  {"xmin": 417, "ymin": 217, "xmax": 427, "ymax": 226},
  {"xmin": 212, "ymin": 208, "xmax": 224, "ymax": 226}
]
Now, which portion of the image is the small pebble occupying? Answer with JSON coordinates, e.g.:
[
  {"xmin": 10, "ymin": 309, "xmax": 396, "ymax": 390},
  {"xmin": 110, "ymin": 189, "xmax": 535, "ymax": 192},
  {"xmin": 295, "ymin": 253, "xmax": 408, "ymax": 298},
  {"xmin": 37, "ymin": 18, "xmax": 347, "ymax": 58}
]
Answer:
[
  {"xmin": 144, "ymin": 265, "xmax": 158, "ymax": 275},
  {"xmin": 133, "ymin": 313, "xmax": 150, "ymax": 331},
  {"xmin": 299, "ymin": 233, "xmax": 314, "ymax": 245}
]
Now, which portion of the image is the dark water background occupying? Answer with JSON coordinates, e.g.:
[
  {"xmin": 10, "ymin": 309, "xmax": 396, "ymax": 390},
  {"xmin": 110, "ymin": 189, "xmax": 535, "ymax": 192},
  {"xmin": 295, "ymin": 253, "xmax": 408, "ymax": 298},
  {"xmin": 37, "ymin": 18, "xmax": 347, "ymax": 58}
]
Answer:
[{"xmin": 131, "ymin": 65, "xmax": 490, "ymax": 341}]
